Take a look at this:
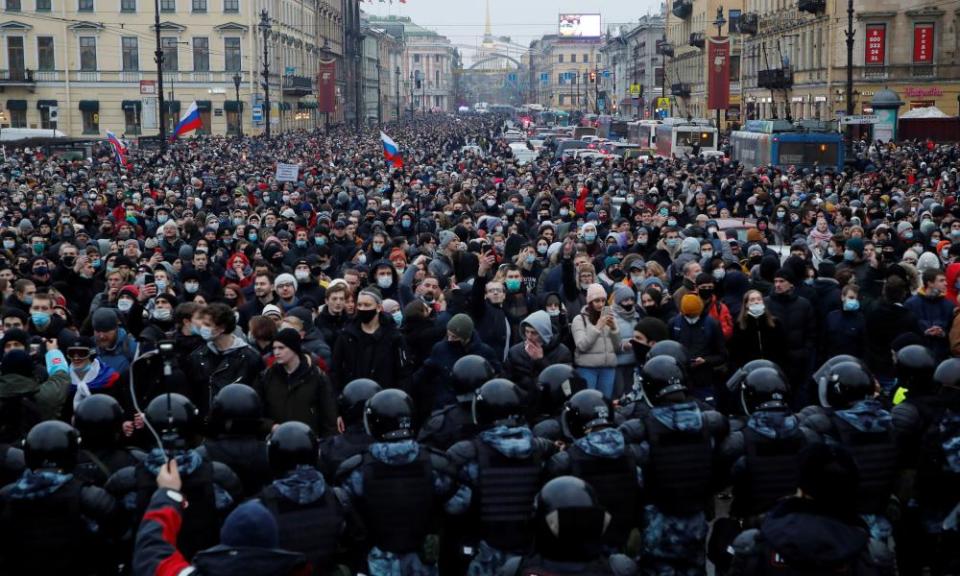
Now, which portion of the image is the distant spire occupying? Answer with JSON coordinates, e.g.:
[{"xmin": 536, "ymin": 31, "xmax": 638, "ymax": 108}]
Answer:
[{"xmin": 483, "ymin": 0, "xmax": 493, "ymax": 44}]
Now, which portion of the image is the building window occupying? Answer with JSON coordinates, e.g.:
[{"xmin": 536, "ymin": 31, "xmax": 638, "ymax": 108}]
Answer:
[
  {"xmin": 224, "ymin": 37, "xmax": 241, "ymax": 71},
  {"xmin": 82, "ymin": 110, "xmax": 99, "ymax": 134},
  {"xmin": 40, "ymin": 106, "xmax": 56, "ymax": 130},
  {"xmin": 192, "ymin": 37, "xmax": 209, "ymax": 71},
  {"xmin": 161, "ymin": 37, "xmax": 178, "ymax": 71},
  {"xmin": 192, "ymin": 0, "xmax": 205, "ymax": 12},
  {"xmin": 36, "ymin": 0, "xmax": 50, "ymax": 10},
  {"xmin": 121, "ymin": 37, "xmax": 139, "ymax": 70},
  {"xmin": 78, "ymin": 0, "xmax": 93, "ymax": 10},
  {"xmin": 729, "ymin": 55, "xmax": 740, "ymax": 81},
  {"xmin": 413, "ymin": 54, "xmax": 420, "ymax": 63},
  {"xmin": 9, "ymin": 109, "xmax": 25, "ymax": 127},
  {"xmin": 5, "ymin": 0, "xmax": 20, "ymax": 11},
  {"xmin": 37, "ymin": 37, "xmax": 54, "ymax": 70},
  {"xmin": 582, "ymin": 54, "xmax": 588, "ymax": 63},
  {"xmin": 435, "ymin": 69, "xmax": 440, "ymax": 87},
  {"xmin": 124, "ymin": 106, "xmax": 140, "ymax": 134},
  {"xmin": 434, "ymin": 54, "xmax": 439, "ymax": 62},
  {"xmin": 223, "ymin": 0, "xmax": 238, "ymax": 12},
  {"xmin": 121, "ymin": 0, "xmax": 136, "ymax": 11},
  {"xmin": 160, "ymin": 0, "xmax": 174, "ymax": 11},
  {"xmin": 558, "ymin": 54, "xmax": 564, "ymax": 63},
  {"xmin": 571, "ymin": 54, "xmax": 576, "ymax": 62},
  {"xmin": 79, "ymin": 36, "xmax": 97, "ymax": 71}
]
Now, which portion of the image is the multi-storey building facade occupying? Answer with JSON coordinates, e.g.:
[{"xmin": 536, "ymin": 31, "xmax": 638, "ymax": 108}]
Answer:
[
  {"xmin": 665, "ymin": 0, "xmax": 743, "ymax": 125},
  {"xmin": 0, "ymin": 0, "xmax": 342, "ymax": 138},
  {"xmin": 527, "ymin": 34, "xmax": 603, "ymax": 112},
  {"xmin": 740, "ymin": 0, "xmax": 960, "ymax": 121},
  {"xmin": 601, "ymin": 15, "xmax": 665, "ymax": 117},
  {"xmin": 368, "ymin": 15, "xmax": 454, "ymax": 115},
  {"xmin": 360, "ymin": 20, "xmax": 402, "ymax": 124}
]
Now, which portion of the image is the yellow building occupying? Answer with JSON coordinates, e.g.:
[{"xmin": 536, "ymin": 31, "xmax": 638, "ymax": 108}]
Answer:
[
  {"xmin": 665, "ymin": 0, "xmax": 744, "ymax": 126},
  {"xmin": 740, "ymin": 0, "xmax": 960, "ymax": 121},
  {"xmin": 0, "ymin": 0, "xmax": 344, "ymax": 138},
  {"xmin": 528, "ymin": 34, "xmax": 602, "ymax": 113}
]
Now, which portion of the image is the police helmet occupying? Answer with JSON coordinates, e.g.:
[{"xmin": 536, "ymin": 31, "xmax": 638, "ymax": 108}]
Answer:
[
  {"xmin": 210, "ymin": 383, "xmax": 262, "ymax": 434},
  {"xmin": 741, "ymin": 367, "xmax": 790, "ymax": 415},
  {"xmin": 339, "ymin": 379, "xmax": 382, "ymax": 425},
  {"xmin": 561, "ymin": 389, "xmax": 613, "ymax": 439},
  {"xmin": 472, "ymin": 378, "xmax": 525, "ymax": 428},
  {"xmin": 895, "ymin": 345, "xmax": 937, "ymax": 393},
  {"xmin": 646, "ymin": 340, "xmax": 690, "ymax": 365},
  {"xmin": 363, "ymin": 389, "xmax": 416, "ymax": 441},
  {"xmin": 725, "ymin": 359, "xmax": 782, "ymax": 393},
  {"xmin": 640, "ymin": 355, "xmax": 687, "ymax": 406},
  {"xmin": 452, "ymin": 355, "xmax": 496, "ymax": 398},
  {"xmin": 533, "ymin": 476, "xmax": 610, "ymax": 562},
  {"xmin": 536, "ymin": 364, "xmax": 587, "ymax": 416},
  {"xmin": 812, "ymin": 355, "xmax": 863, "ymax": 388},
  {"xmin": 23, "ymin": 421, "xmax": 80, "ymax": 472},
  {"xmin": 819, "ymin": 361, "xmax": 875, "ymax": 409},
  {"xmin": 267, "ymin": 421, "xmax": 319, "ymax": 477},
  {"xmin": 145, "ymin": 393, "xmax": 201, "ymax": 445},
  {"xmin": 73, "ymin": 394, "xmax": 124, "ymax": 449},
  {"xmin": 934, "ymin": 358, "xmax": 960, "ymax": 390}
]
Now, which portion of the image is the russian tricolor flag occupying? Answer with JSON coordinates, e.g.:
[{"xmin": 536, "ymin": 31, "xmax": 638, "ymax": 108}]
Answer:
[
  {"xmin": 381, "ymin": 131, "xmax": 403, "ymax": 168},
  {"xmin": 106, "ymin": 131, "xmax": 130, "ymax": 169},
  {"xmin": 171, "ymin": 101, "xmax": 202, "ymax": 140}
]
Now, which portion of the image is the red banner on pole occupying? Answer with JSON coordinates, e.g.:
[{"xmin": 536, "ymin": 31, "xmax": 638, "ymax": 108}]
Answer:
[
  {"xmin": 707, "ymin": 37, "xmax": 730, "ymax": 111},
  {"xmin": 914, "ymin": 23, "xmax": 934, "ymax": 63},
  {"xmin": 317, "ymin": 60, "xmax": 336, "ymax": 113},
  {"xmin": 865, "ymin": 25, "xmax": 885, "ymax": 65}
]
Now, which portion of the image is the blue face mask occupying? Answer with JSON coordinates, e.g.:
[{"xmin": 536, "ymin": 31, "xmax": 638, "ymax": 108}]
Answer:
[
  {"xmin": 666, "ymin": 238, "xmax": 680, "ymax": 248},
  {"xmin": 392, "ymin": 311, "xmax": 403, "ymax": 326},
  {"xmin": 315, "ymin": 237, "xmax": 326, "ymax": 246},
  {"xmin": 199, "ymin": 326, "xmax": 215, "ymax": 341},
  {"xmin": 402, "ymin": 220, "xmax": 412, "ymax": 229},
  {"xmin": 667, "ymin": 219, "xmax": 678, "ymax": 227},
  {"xmin": 248, "ymin": 233, "xmax": 258, "ymax": 242},
  {"xmin": 583, "ymin": 233, "xmax": 597, "ymax": 243},
  {"xmin": 843, "ymin": 299, "xmax": 860, "ymax": 312},
  {"xmin": 31, "ymin": 312, "xmax": 50, "ymax": 328},
  {"xmin": 295, "ymin": 240, "xmax": 307, "ymax": 248},
  {"xmin": 843, "ymin": 249, "xmax": 856, "ymax": 261},
  {"xmin": 505, "ymin": 278, "xmax": 522, "ymax": 292},
  {"xmin": 525, "ymin": 254, "xmax": 536, "ymax": 264}
]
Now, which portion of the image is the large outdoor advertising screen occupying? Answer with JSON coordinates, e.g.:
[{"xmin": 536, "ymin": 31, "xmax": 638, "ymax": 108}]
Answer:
[{"xmin": 559, "ymin": 14, "xmax": 602, "ymax": 38}]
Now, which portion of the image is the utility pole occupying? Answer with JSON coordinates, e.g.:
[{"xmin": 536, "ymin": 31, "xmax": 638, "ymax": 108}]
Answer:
[
  {"xmin": 395, "ymin": 65, "xmax": 401, "ymax": 121},
  {"xmin": 259, "ymin": 9, "xmax": 272, "ymax": 139},
  {"xmin": 714, "ymin": 7, "xmax": 727, "ymax": 131},
  {"xmin": 845, "ymin": 0, "xmax": 855, "ymax": 158},
  {"xmin": 153, "ymin": 0, "xmax": 166, "ymax": 149}
]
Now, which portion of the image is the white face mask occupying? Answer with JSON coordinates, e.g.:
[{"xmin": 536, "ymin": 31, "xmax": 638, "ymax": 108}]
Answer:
[
  {"xmin": 294, "ymin": 270, "xmax": 311, "ymax": 282},
  {"xmin": 747, "ymin": 303, "xmax": 765, "ymax": 317},
  {"xmin": 377, "ymin": 275, "xmax": 393, "ymax": 289},
  {"xmin": 712, "ymin": 268, "xmax": 726, "ymax": 281},
  {"xmin": 117, "ymin": 299, "xmax": 134, "ymax": 312},
  {"xmin": 684, "ymin": 315, "xmax": 699, "ymax": 325},
  {"xmin": 152, "ymin": 307, "xmax": 172, "ymax": 321}
]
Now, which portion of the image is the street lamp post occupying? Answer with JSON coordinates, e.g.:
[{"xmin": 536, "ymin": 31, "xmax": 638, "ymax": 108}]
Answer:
[
  {"xmin": 713, "ymin": 7, "xmax": 727, "ymax": 132},
  {"xmin": 395, "ymin": 65, "xmax": 401, "ymax": 121},
  {"xmin": 409, "ymin": 71, "xmax": 415, "ymax": 116},
  {"xmin": 232, "ymin": 72, "xmax": 242, "ymax": 137},
  {"xmin": 320, "ymin": 38, "xmax": 332, "ymax": 133},
  {"xmin": 845, "ymin": 0, "xmax": 855, "ymax": 160},
  {"xmin": 153, "ymin": 0, "xmax": 166, "ymax": 149},
  {"xmin": 259, "ymin": 9, "xmax": 272, "ymax": 139}
]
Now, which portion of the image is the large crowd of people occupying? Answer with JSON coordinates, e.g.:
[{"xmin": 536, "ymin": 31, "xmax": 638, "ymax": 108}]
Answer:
[{"xmin": 0, "ymin": 114, "xmax": 958, "ymax": 576}]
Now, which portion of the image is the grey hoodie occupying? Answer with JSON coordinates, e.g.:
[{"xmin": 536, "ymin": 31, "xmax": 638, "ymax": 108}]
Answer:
[{"xmin": 521, "ymin": 310, "xmax": 554, "ymax": 347}]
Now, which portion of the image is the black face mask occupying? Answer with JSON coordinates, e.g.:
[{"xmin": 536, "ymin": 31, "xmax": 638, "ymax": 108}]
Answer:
[
  {"xmin": 620, "ymin": 303, "xmax": 635, "ymax": 313},
  {"xmin": 698, "ymin": 288, "xmax": 714, "ymax": 301},
  {"xmin": 631, "ymin": 342, "xmax": 651, "ymax": 365},
  {"xmin": 609, "ymin": 269, "xmax": 625, "ymax": 282},
  {"xmin": 356, "ymin": 308, "xmax": 377, "ymax": 324}
]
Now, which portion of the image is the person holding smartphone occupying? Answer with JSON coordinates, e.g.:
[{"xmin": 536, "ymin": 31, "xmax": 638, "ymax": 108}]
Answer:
[{"xmin": 571, "ymin": 283, "xmax": 621, "ymax": 400}]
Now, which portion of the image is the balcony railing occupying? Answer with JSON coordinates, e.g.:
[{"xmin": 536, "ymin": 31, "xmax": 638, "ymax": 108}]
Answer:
[
  {"xmin": 63, "ymin": 70, "xmax": 251, "ymax": 84},
  {"xmin": 757, "ymin": 68, "xmax": 794, "ymax": 89},
  {"xmin": 689, "ymin": 33, "xmax": 705, "ymax": 49},
  {"xmin": 0, "ymin": 69, "xmax": 35, "ymax": 85},
  {"xmin": 798, "ymin": 0, "xmax": 825, "ymax": 13},
  {"xmin": 671, "ymin": 82, "xmax": 691, "ymax": 97},
  {"xmin": 672, "ymin": 0, "xmax": 692, "ymax": 18},
  {"xmin": 739, "ymin": 13, "xmax": 759, "ymax": 35}
]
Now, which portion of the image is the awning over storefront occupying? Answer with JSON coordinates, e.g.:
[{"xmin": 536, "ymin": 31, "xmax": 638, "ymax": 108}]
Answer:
[
  {"xmin": 298, "ymin": 101, "xmax": 318, "ymax": 109},
  {"xmin": 6, "ymin": 100, "xmax": 26, "ymax": 111},
  {"xmin": 78, "ymin": 100, "xmax": 99, "ymax": 112},
  {"xmin": 36, "ymin": 99, "xmax": 57, "ymax": 109},
  {"xmin": 223, "ymin": 101, "xmax": 244, "ymax": 112},
  {"xmin": 196, "ymin": 100, "xmax": 212, "ymax": 112},
  {"xmin": 121, "ymin": 100, "xmax": 142, "ymax": 110}
]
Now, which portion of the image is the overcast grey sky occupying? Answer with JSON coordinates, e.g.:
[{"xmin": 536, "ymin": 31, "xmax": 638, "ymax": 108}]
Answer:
[{"xmin": 363, "ymin": 0, "xmax": 664, "ymax": 49}]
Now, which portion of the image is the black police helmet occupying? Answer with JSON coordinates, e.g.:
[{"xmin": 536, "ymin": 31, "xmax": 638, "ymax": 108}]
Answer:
[
  {"xmin": 536, "ymin": 364, "xmax": 586, "ymax": 416},
  {"xmin": 363, "ymin": 389, "xmax": 416, "ymax": 441},
  {"xmin": 646, "ymin": 340, "xmax": 690, "ymax": 365},
  {"xmin": 561, "ymin": 389, "xmax": 613, "ymax": 439},
  {"xmin": 339, "ymin": 379, "xmax": 382, "ymax": 425},
  {"xmin": 819, "ymin": 361, "xmax": 875, "ymax": 409},
  {"xmin": 145, "ymin": 393, "xmax": 200, "ymax": 446},
  {"xmin": 267, "ymin": 421, "xmax": 318, "ymax": 477},
  {"xmin": 895, "ymin": 344, "xmax": 937, "ymax": 393},
  {"xmin": 741, "ymin": 367, "xmax": 790, "ymax": 415},
  {"xmin": 934, "ymin": 358, "xmax": 960, "ymax": 390},
  {"xmin": 24, "ymin": 421, "xmax": 80, "ymax": 472},
  {"xmin": 725, "ymin": 359, "xmax": 782, "ymax": 393},
  {"xmin": 812, "ymin": 354, "xmax": 863, "ymax": 387},
  {"xmin": 210, "ymin": 383, "xmax": 262, "ymax": 434},
  {"xmin": 472, "ymin": 378, "xmax": 524, "ymax": 428},
  {"xmin": 452, "ymin": 355, "xmax": 495, "ymax": 398},
  {"xmin": 533, "ymin": 476, "xmax": 609, "ymax": 562},
  {"xmin": 640, "ymin": 355, "xmax": 687, "ymax": 406},
  {"xmin": 73, "ymin": 394, "xmax": 124, "ymax": 449}
]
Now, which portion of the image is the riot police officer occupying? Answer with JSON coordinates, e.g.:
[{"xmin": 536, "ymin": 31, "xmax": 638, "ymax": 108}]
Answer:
[
  {"xmin": 73, "ymin": 394, "xmax": 145, "ymax": 486},
  {"xmin": 319, "ymin": 378, "xmax": 380, "ymax": 478},
  {"xmin": 201, "ymin": 383, "xmax": 271, "ymax": 498},
  {"xmin": 107, "ymin": 393, "xmax": 241, "ymax": 560},
  {"xmin": 615, "ymin": 340, "xmax": 691, "ymax": 422},
  {"xmin": 530, "ymin": 363, "xmax": 586, "ymax": 442},
  {"xmin": 799, "ymin": 360, "xmax": 898, "ymax": 574},
  {"xmin": 546, "ymin": 389, "xmax": 642, "ymax": 551},
  {"xmin": 498, "ymin": 476, "xmax": 638, "ymax": 576},
  {"xmin": 447, "ymin": 378, "xmax": 557, "ymax": 576},
  {"xmin": 419, "ymin": 355, "xmax": 492, "ymax": 450},
  {"xmin": 631, "ymin": 355, "xmax": 727, "ymax": 575},
  {"xmin": 259, "ymin": 421, "xmax": 353, "ymax": 575},
  {"xmin": 0, "ymin": 442, "xmax": 23, "ymax": 487},
  {"xmin": 0, "ymin": 421, "xmax": 118, "ymax": 575},
  {"xmin": 337, "ymin": 389, "xmax": 460, "ymax": 576}
]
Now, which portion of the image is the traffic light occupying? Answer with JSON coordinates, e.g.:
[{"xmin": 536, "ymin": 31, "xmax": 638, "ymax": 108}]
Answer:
[{"xmin": 589, "ymin": 71, "xmax": 597, "ymax": 83}]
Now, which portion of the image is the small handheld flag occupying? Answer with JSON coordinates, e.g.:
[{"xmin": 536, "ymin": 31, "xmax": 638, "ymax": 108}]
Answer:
[
  {"xmin": 171, "ymin": 101, "xmax": 202, "ymax": 140},
  {"xmin": 106, "ymin": 131, "xmax": 130, "ymax": 169},
  {"xmin": 381, "ymin": 131, "xmax": 403, "ymax": 168}
]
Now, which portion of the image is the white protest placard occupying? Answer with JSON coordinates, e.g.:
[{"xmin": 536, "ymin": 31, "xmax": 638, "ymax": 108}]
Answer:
[{"xmin": 275, "ymin": 163, "xmax": 300, "ymax": 182}]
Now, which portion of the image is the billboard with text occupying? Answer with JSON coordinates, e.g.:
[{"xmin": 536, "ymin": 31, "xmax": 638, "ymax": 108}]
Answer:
[{"xmin": 559, "ymin": 14, "xmax": 601, "ymax": 38}]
